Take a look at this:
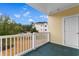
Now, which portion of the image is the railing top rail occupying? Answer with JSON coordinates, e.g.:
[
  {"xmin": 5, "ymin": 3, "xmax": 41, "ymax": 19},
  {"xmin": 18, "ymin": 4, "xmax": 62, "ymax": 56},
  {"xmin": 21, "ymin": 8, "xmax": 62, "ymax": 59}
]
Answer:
[
  {"xmin": 0, "ymin": 32, "xmax": 50, "ymax": 39},
  {"xmin": 0, "ymin": 33, "xmax": 29, "ymax": 38},
  {"xmin": 34, "ymin": 32, "xmax": 50, "ymax": 34}
]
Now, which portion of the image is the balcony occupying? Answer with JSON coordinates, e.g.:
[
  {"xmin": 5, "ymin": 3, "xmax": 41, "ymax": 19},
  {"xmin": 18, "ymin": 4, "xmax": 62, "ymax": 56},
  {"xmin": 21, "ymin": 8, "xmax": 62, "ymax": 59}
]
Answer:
[
  {"xmin": 0, "ymin": 32, "xmax": 79, "ymax": 56},
  {"xmin": 0, "ymin": 32, "xmax": 50, "ymax": 56}
]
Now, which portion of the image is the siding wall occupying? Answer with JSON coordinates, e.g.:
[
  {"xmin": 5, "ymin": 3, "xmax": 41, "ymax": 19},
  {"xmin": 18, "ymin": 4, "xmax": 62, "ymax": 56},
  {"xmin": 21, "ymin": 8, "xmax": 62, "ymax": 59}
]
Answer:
[{"xmin": 48, "ymin": 5, "xmax": 79, "ymax": 45}]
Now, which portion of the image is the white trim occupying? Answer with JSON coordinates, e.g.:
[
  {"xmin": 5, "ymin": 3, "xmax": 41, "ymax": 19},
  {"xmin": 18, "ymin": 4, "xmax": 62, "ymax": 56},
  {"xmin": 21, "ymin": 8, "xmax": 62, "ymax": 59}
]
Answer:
[
  {"xmin": 62, "ymin": 14, "xmax": 79, "ymax": 48},
  {"xmin": 78, "ymin": 16, "xmax": 79, "ymax": 48},
  {"xmin": 50, "ymin": 41, "xmax": 79, "ymax": 49},
  {"xmin": 62, "ymin": 18, "xmax": 65, "ymax": 45}
]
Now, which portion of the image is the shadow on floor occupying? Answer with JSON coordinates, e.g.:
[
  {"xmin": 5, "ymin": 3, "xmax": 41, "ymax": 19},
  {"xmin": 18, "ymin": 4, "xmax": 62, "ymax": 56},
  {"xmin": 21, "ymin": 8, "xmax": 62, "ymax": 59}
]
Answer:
[{"xmin": 23, "ymin": 42, "xmax": 79, "ymax": 56}]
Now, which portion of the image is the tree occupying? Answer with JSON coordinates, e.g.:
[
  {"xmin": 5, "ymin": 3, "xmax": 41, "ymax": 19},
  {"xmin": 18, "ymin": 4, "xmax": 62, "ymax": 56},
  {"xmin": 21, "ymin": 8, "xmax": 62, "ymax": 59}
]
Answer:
[
  {"xmin": 0, "ymin": 16, "xmax": 11, "ymax": 35},
  {"xmin": 0, "ymin": 15, "xmax": 38, "ymax": 35},
  {"xmin": 31, "ymin": 27, "xmax": 38, "ymax": 33},
  {"xmin": 0, "ymin": 15, "xmax": 23, "ymax": 35},
  {"xmin": 22, "ymin": 24, "xmax": 38, "ymax": 33}
]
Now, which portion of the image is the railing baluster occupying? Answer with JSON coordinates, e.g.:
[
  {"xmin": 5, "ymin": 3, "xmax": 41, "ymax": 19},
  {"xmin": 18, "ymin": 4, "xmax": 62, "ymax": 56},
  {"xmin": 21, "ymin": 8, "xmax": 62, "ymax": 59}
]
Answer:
[
  {"xmin": 28, "ymin": 36, "xmax": 29, "ymax": 49},
  {"xmin": 27, "ymin": 35, "xmax": 29, "ymax": 49},
  {"xmin": 17, "ymin": 36, "xmax": 20, "ymax": 54},
  {"xmin": 23, "ymin": 36, "xmax": 24, "ymax": 51},
  {"xmin": 6, "ymin": 38, "xmax": 7, "ymax": 56},
  {"xmin": 10, "ymin": 37, "xmax": 12, "ymax": 56},
  {"xmin": 16, "ymin": 37, "xmax": 18, "ymax": 54},
  {"xmin": 24, "ymin": 36, "xmax": 25, "ymax": 51},
  {"xmin": 0, "ymin": 38, "xmax": 2, "ymax": 56},
  {"xmin": 29, "ymin": 36, "xmax": 30, "ymax": 49},
  {"xmin": 14, "ymin": 37, "xmax": 16, "ymax": 56},
  {"xmin": 21, "ymin": 35, "xmax": 23, "ymax": 52},
  {"xmin": 20, "ymin": 36, "xmax": 21, "ymax": 52},
  {"xmin": 26, "ymin": 35, "xmax": 27, "ymax": 50},
  {"xmin": 32, "ymin": 33, "xmax": 35, "ymax": 49},
  {"xmin": 25, "ymin": 35, "xmax": 27, "ymax": 50},
  {"xmin": 28, "ymin": 34, "xmax": 30, "ymax": 49},
  {"xmin": 30, "ymin": 34, "xmax": 31, "ymax": 48},
  {"xmin": 30, "ymin": 34, "xmax": 32, "ymax": 48},
  {"xmin": 25, "ymin": 36, "xmax": 26, "ymax": 50}
]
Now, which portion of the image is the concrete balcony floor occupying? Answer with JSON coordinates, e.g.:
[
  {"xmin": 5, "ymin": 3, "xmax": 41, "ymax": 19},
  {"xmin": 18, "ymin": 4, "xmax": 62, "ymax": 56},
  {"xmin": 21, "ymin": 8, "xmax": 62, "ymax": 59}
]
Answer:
[{"xmin": 23, "ymin": 42, "xmax": 79, "ymax": 56}]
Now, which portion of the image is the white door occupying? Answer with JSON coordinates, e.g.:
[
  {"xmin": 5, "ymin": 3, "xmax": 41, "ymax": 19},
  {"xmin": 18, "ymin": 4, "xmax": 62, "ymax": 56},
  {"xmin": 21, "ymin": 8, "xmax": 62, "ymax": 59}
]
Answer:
[{"xmin": 64, "ymin": 16, "xmax": 79, "ymax": 48}]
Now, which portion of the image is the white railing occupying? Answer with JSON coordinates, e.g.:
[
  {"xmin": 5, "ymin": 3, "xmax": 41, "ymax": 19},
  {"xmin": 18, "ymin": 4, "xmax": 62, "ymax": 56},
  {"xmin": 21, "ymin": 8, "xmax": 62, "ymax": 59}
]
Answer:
[
  {"xmin": 34, "ymin": 32, "xmax": 49, "ymax": 48},
  {"xmin": 0, "ymin": 32, "xmax": 50, "ymax": 56}
]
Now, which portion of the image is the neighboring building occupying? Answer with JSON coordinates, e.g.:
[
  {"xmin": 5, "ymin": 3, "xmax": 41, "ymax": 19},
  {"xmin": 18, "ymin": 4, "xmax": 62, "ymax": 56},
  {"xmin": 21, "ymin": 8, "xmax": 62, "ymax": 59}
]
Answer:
[{"xmin": 32, "ymin": 22, "xmax": 48, "ymax": 32}]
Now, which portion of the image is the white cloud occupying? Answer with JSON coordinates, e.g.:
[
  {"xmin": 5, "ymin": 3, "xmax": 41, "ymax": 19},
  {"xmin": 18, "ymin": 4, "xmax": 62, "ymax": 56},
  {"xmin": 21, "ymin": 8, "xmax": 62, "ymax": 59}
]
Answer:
[
  {"xmin": 14, "ymin": 11, "xmax": 30, "ymax": 18},
  {"xmin": 40, "ymin": 15, "xmax": 48, "ymax": 18},
  {"xmin": 44, "ymin": 16, "xmax": 48, "ymax": 18},
  {"xmin": 29, "ymin": 18, "xmax": 34, "ymax": 22},
  {"xmin": 23, "ymin": 11, "xmax": 30, "ymax": 17},
  {"xmin": 40, "ymin": 15, "xmax": 43, "ymax": 18},
  {"xmin": 14, "ymin": 14, "xmax": 21, "ymax": 18}
]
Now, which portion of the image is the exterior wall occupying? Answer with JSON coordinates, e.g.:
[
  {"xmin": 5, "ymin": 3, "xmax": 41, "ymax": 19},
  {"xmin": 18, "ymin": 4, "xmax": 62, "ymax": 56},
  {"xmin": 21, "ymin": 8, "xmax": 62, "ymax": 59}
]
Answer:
[
  {"xmin": 48, "ymin": 5, "xmax": 79, "ymax": 45},
  {"xmin": 33, "ymin": 23, "xmax": 48, "ymax": 32}
]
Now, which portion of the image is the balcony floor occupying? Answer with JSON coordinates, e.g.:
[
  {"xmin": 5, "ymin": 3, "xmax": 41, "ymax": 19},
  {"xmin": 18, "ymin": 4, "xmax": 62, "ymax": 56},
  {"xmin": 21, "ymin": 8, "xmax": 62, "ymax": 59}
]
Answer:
[{"xmin": 23, "ymin": 42, "xmax": 79, "ymax": 56}]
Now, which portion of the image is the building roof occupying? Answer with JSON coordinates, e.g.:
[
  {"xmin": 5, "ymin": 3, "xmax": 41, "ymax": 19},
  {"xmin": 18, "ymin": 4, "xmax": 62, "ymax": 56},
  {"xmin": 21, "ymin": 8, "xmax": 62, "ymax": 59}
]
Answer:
[{"xmin": 34, "ymin": 22, "xmax": 48, "ymax": 24}]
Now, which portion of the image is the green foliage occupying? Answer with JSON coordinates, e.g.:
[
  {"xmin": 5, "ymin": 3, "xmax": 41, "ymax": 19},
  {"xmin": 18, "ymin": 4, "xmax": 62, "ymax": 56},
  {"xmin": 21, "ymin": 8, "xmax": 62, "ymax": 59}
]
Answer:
[
  {"xmin": 0, "ymin": 15, "xmax": 38, "ymax": 36},
  {"xmin": 31, "ymin": 27, "xmax": 38, "ymax": 33}
]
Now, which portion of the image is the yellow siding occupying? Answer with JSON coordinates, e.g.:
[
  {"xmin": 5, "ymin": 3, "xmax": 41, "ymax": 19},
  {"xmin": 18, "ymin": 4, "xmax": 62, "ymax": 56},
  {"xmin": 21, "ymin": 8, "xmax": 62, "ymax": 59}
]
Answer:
[{"xmin": 48, "ymin": 5, "xmax": 79, "ymax": 45}]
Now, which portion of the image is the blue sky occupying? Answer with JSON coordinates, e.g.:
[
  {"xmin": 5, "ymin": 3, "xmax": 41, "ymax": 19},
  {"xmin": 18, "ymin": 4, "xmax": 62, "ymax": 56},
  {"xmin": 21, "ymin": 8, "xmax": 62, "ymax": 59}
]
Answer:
[{"xmin": 0, "ymin": 3, "xmax": 48, "ymax": 25}]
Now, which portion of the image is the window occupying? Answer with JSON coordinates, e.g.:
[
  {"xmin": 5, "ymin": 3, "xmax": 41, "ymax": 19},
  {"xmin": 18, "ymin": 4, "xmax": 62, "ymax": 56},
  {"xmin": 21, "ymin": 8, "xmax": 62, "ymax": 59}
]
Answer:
[
  {"xmin": 41, "ymin": 29, "xmax": 42, "ymax": 31},
  {"xmin": 45, "ymin": 25, "xmax": 47, "ymax": 27},
  {"xmin": 45, "ymin": 29, "xmax": 47, "ymax": 31}
]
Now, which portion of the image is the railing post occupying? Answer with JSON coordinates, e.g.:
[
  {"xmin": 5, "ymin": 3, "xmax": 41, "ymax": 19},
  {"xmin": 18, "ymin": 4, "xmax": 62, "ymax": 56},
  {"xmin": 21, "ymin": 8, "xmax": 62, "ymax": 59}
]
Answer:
[
  {"xmin": 32, "ymin": 33, "xmax": 35, "ymax": 50},
  {"xmin": 29, "ymin": 33, "xmax": 31, "ymax": 49},
  {"xmin": 48, "ymin": 32, "xmax": 50, "ymax": 42}
]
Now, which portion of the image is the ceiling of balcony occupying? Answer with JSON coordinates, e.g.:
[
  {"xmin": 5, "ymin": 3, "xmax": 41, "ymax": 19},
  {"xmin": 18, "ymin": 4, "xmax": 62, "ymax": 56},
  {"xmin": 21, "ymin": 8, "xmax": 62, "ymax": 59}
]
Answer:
[{"xmin": 28, "ymin": 3, "xmax": 79, "ymax": 15}]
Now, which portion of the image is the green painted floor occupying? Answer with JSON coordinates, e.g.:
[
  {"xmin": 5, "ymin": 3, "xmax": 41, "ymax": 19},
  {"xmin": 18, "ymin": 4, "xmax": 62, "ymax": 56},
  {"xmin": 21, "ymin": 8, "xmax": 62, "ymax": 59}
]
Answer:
[{"xmin": 23, "ymin": 42, "xmax": 79, "ymax": 56}]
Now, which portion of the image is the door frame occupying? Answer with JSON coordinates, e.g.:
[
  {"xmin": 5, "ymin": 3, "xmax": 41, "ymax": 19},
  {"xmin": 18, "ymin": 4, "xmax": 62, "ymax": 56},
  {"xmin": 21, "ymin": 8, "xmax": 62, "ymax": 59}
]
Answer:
[{"xmin": 62, "ymin": 14, "xmax": 79, "ymax": 47}]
